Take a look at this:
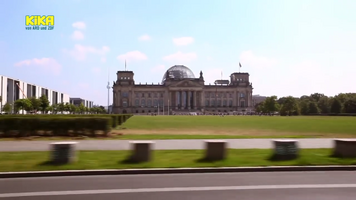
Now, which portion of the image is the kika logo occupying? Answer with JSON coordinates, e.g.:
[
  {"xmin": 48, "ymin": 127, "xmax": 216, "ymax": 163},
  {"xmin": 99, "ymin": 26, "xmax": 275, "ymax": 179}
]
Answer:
[{"xmin": 25, "ymin": 15, "xmax": 54, "ymax": 31}]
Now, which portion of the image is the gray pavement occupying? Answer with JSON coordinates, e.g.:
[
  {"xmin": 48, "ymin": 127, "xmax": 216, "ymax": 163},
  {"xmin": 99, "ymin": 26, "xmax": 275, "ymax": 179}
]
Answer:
[
  {"xmin": 0, "ymin": 138, "xmax": 340, "ymax": 152},
  {"xmin": 1, "ymin": 171, "xmax": 356, "ymax": 199}
]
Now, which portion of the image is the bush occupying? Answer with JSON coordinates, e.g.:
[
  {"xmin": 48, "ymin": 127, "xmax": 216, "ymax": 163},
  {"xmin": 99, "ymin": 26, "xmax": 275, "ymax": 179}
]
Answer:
[{"xmin": 0, "ymin": 117, "xmax": 112, "ymax": 138}]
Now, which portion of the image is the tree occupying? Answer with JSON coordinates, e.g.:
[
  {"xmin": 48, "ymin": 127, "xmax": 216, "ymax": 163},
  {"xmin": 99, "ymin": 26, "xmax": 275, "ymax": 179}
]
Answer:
[
  {"xmin": 52, "ymin": 104, "xmax": 58, "ymax": 114},
  {"xmin": 78, "ymin": 103, "xmax": 86, "ymax": 114},
  {"xmin": 344, "ymin": 99, "xmax": 356, "ymax": 113},
  {"xmin": 2, "ymin": 102, "xmax": 12, "ymax": 113},
  {"xmin": 64, "ymin": 103, "xmax": 70, "ymax": 113},
  {"xmin": 299, "ymin": 100, "xmax": 309, "ymax": 115},
  {"xmin": 69, "ymin": 104, "xmax": 77, "ymax": 114},
  {"xmin": 39, "ymin": 95, "xmax": 50, "ymax": 113},
  {"xmin": 310, "ymin": 93, "xmax": 326, "ymax": 102},
  {"xmin": 263, "ymin": 96, "xmax": 280, "ymax": 115},
  {"xmin": 14, "ymin": 99, "xmax": 32, "ymax": 114},
  {"xmin": 317, "ymin": 96, "xmax": 330, "ymax": 114},
  {"xmin": 330, "ymin": 98, "xmax": 342, "ymax": 113},
  {"xmin": 58, "ymin": 103, "xmax": 65, "ymax": 114},
  {"xmin": 29, "ymin": 97, "xmax": 41, "ymax": 113},
  {"xmin": 279, "ymin": 96, "xmax": 299, "ymax": 116},
  {"xmin": 308, "ymin": 101, "xmax": 319, "ymax": 114}
]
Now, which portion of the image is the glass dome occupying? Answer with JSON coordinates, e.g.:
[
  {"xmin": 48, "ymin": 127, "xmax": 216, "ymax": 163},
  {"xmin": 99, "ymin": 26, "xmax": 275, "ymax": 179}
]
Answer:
[{"xmin": 162, "ymin": 65, "xmax": 195, "ymax": 83}]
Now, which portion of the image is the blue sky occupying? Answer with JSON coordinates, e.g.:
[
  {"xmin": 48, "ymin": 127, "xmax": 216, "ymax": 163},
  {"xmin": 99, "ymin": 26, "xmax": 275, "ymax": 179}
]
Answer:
[{"xmin": 1, "ymin": 0, "xmax": 355, "ymax": 105}]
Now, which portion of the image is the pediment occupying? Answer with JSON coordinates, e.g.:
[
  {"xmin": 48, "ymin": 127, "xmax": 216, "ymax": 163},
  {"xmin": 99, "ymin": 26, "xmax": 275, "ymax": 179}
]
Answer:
[{"xmin": 170, "ymin": 80, "xmax": 202, "ymax": 88}]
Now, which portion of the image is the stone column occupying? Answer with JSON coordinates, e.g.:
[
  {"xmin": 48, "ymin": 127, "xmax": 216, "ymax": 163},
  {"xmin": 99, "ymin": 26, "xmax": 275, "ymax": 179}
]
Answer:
[
  {"xmin": 194, "ymin": 91, "xmax": 197, "ymax": 109},
  {"xmin": 237, "ymin": 91, "xmax": 240, "ymax": 110},
  {"xmin": 175, "ymin": 91, "xmax": 178, "ymax": 109},
  {"xmin": 201, "ymin": 91, "xmax": 205, "ymax": 109},
  {"xmin": 113, "ymin": 91, "xmax": 116, "ymax": 107},
  {"xmin": 188, "ymin": 91, "xmax": 191, "ymax": 110}
]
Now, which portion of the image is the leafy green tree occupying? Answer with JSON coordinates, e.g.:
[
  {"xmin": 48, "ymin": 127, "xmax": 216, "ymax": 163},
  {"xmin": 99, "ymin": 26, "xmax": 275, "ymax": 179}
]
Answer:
[
  {"xmin": 69, "ymin": 104, "xmax": 77, "ymax": 114},
  {"xmin": 310, "ymin": 93, "xmax": 326, "ymax": 102},
  {"xmin": 263, "ymin": 96, "xmax": 279, "ymax": 114},
  {"xmin": 46, "ymin": 105, "xmax": 53, "ymax": 114},
  {"xmin": 78, "ymin": 103, "xmax": 85, "ymax": 114},
  {"xmin": 2, "ymin": 102, "xmax": 12, "ymax": 113},
  {"xmin": 64, "ymin": 103, "xmax": 70, "ymax": 113},
  {"xmin": 29, "ymin": 97, "xmax": 41, "ymax": 113},
  {"xmin": 344, "ymin": 99, "xmax": 356, "ymax": 113},
  {"xmin": 308, "ymin": 101, "xmax": 319, "ymax": 114},
  {"xmin": 58, "ymin": 103, "xmax": 65, "ymax": 114},
  {"xmin": 14, "ymin": 99, "xmax": 32, "ymax": 114},
  {"xmin": 330, "ymin": 98, "xmax": 342, "ymax": 113},
  {"xmin": 299, "ymin": 100, "xmax": 309, "ymax": 115},
  {"xmin": 279, "ymin": 96, "xmax": 299, "ymax": 116},
  {"xmin": 39, "ymin": 95, "xmax": 50, "ymax": 113},
  {"xmin": 317, "ymin": 96, "xmax": 330, "ymax": 114},
  {"xmin": 254, "ymin": 102, "xmax": 265, "ymax": 113},
  {"xmin": 52, "ymin": 104, "xmax": 58, "ymax": 114}
]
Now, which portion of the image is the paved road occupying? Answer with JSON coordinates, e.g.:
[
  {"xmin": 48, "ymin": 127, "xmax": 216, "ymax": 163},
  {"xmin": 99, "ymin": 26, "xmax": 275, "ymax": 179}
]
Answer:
[
  {"xmin": 0, "ymin": 138, "xmax": 341, "ymax": 152},
  {"xmin": 1, "ymin": 171, "xmax": 356, "ymax": 199}
]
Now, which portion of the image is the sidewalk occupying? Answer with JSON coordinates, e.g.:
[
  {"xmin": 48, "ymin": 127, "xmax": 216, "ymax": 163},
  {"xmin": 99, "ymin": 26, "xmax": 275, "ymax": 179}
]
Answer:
[{"xmin": 0, "ymin": 138, "xmax": 340, "ymax": 152}]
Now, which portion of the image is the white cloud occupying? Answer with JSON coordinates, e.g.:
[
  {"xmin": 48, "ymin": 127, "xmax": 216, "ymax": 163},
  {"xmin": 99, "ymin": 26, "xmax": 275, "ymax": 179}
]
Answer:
[
  {"xmin": 101, "ymin": 57, "xmax": 106, "ymax": 63},
  {"xmin": 138, "ymin": 34, "xmax": 151, "ymax": 41},
  {"xmin": 117, "ymin": 51, "xmax": 148, "ymax": 62},
  {"xmin": 151, "ymin": 65, "xmax": 165, "ymax": 73},
  {"xmin": 72, "ymin": 22, "xmax": 86, "ymax": 30},
  {"xmin": 163, "ymin": 51, "xmax": 197, "ymax": 62},
  {"xmin": 71, "ymin": 30, "xmax": 84, "ymax": 40},
  {"xmin": 173, "ymin": 37, "xmax": 194, "ymax": 46},
  {"xmin": 63, "ymin": 44, "xmax": 110, "ymax": 61},
  {"xmin": 14, "ymin": 58, "xmax": 61, "ymax": 75},
  {"xmin": 239, "ymin": 50, "xmax": 278, "ymax": 69}
]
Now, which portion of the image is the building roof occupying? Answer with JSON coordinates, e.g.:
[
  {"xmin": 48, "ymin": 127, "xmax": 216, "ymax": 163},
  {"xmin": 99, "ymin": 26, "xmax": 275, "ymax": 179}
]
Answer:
[{"xmin": 161, "ymin": 65, "xmax": 195, "ymax": 83}]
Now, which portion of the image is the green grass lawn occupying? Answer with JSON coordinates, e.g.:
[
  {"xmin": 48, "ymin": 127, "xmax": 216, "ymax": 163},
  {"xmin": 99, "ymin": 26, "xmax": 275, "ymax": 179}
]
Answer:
[
  {"xmin": 1, "ymin": 115, "xmax": 356, "ymax": 141},
  {"xmin": 0, "ymin": 149, "xmax": 355, "ymax": 172}
]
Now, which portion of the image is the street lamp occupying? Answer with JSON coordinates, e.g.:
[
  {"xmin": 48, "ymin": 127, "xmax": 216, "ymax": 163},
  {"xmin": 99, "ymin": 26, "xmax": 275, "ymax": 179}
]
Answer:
[{"xmin": 106, "ymin": 82, "xmax": 110, "ymax": 114}]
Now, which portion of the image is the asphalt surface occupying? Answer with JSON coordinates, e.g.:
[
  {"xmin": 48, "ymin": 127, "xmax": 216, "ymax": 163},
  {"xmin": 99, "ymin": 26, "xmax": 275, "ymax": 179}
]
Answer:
[
  {"xmin": 1, "ymin": 171, "xmax": 356, "ymax": 199},
  {"xmin": 0, "ymin": 138, "xmax": 339, "ymax": 152}
]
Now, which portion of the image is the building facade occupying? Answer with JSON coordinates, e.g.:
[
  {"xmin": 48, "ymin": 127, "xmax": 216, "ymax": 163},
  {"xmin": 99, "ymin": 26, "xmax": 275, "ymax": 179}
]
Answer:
[
  {"xmin": 112, "ymin": 65, "xmax": 254, "ymax": 114},
  {"xmin": 0, "ymin": 75, "xmax": 70, "ymax": 112},
  {"xmin": 70, "ymin": 98, "xmax": 93, "ymax": 108}
]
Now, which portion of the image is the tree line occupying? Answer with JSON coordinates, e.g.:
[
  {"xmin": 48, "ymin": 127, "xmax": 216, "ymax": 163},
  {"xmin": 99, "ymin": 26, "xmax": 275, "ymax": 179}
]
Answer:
[
  {"xmin": 0, "ymin": 95, "xmax": 106, "ymax": 114},
  {"xmin": 255, "ymin": 93, "xmax": 356, "ymax": 116}
]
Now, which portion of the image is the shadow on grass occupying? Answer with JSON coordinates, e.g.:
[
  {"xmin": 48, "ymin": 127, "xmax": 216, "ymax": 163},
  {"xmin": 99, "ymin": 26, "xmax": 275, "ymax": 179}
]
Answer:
[
  {"xmin": 38, "ymin": 161, "xmax": 69, "ymax": 166},
  {"xmin": 118, "ymin": 156, "xmax": 149, "ymax": 164},
  {"xmin": 195, "ymin": 157, "xmax": 224, "ymax": 163},
  {"xmin": 268, "ymin": 154, "xmax": 299, "ymax": 161}
]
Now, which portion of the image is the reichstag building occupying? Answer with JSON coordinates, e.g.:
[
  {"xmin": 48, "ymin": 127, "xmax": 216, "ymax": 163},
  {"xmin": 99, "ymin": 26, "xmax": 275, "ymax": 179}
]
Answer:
[{"xmin": 112, "ymin": 65, "xmax": 253, "ymax": 114}]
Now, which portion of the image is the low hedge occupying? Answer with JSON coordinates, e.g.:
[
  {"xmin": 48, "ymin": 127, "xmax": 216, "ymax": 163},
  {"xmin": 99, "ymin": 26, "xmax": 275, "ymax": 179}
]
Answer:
[
  {"xmin": 306, "ymin": 113, "xmax": 356, "ymax": 116},
  {"xmin": 0, "ymin": 117, "xmax": 112, "ymax": 138},
  {"xmin": 0, "ymin": 114, "xmax": 133, "ymax": 128}
]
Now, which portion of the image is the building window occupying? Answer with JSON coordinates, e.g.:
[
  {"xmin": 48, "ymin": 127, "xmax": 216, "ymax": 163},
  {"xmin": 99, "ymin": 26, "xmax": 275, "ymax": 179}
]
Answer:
[
  {"xmin": 159, "ymin": 99, "xmax": 163, "ymax": 105},
  {"xmin": 205, "ymin": 100, "xmax": 209, "ymax": 106},
  {"xmin": 211, "ymin": 100, "xmax": 215, "ymax": 106},
  {"xmin": 135, "ymin": 93, "xmax": 139, "ymax": 98},
  {"xmin": 141, "ymin": 99, "xmax": 145, "ymax": 107},
  {"xmin": 223, "ymin": 100, "xmax": 227, "ymax": 107},
  {"xmin": 205, "ymin": 93, "xmax": 209, "ymax": 98},
  {"xmin": 240, "ymin": 101, "xmax": 245, "ymax": 107},
  {"xmin": 122, "ymin": 92, "xmax": 128, "ymax": 97},
  {"xmin": 223, "ymin": 93, "xmax": 226, "ymax": 98},
  {"xmin": 147, "ymin": 99, "xmax": 152, "ymax": 107},
  {"xmin": 142, "ymin": 93, "xmax": 145, "ymax": 97},
  {"xmin": 160, "ymin": 93, "xmax": 163, "ymax": 98},
  {"xmin": 240, "ymin": 93, "xmax": 245, "ymax": 98},
  {"xmin": 128, "ymin": 77, "xmax": 130, "ymax": 79},
  {"xmin": 135, "ymin": 99, "xmax": 139, "ymax": 107},
  {"xmin": 153, "ymin": 93, "xmax": 157, "ymax": 98},
  {"xmin": 153, "ymin": 99, "xmax": 158, "ymax": 106},
  {"xmin": 218, "ymin": 100, "xmax": 221, "ymax": 106},
  {"xmin": 148, "ymin": 93, "xmax": 151, "ymax": 98},
  {"xmin": 229, "ymin": 93, "xmax": 232, "ymax": 98},
  {"xmin": 123, "ymin": 100, "xmax": 128, "ymax": 107}
]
